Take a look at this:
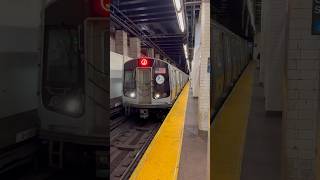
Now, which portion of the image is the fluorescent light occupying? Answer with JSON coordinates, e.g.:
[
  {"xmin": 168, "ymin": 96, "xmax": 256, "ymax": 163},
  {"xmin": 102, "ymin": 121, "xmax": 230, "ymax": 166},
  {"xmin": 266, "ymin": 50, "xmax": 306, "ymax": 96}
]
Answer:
[
  {"xmin": 173, "ymin": 0, "xmax": 182, "ymax": 11},
  {"xmin": 183, "ymin": 44, "xmax": 188, "ymax": 59},
  {"xmin": 177, "ymin": 11, "xmax": 185, "ymax": 32}
]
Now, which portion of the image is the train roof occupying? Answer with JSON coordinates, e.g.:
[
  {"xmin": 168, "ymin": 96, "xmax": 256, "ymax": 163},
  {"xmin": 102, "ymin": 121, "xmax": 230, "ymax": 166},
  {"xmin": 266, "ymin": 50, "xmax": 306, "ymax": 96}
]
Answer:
[
  {"xmin": 125, "ymin": 58, "xmax": 175, "ymax": 67},
  {"xmin": 125, "ymin": 58, "xmax": 188, "ymax": 74}
]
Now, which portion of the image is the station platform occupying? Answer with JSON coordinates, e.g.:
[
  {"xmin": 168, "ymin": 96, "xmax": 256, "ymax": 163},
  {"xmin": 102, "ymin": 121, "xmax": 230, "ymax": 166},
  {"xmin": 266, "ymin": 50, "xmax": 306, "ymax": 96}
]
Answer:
[
  {"xmin": 210, "ymin": 61, "xmax": 281, "ymax": 180},
  {"xmin": 178, "ymin": 88, "xmax": 208, "ymax": 180},
  {"xmin": 130, "ymin": 82, "xmax": 208, "ymax": 179}
]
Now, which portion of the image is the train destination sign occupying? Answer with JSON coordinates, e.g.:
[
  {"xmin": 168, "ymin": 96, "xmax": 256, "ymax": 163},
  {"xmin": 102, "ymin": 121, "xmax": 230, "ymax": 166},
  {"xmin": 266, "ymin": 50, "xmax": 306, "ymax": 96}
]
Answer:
[
  {"xmin": 92, "ymin": 0, "xmax": 109, "ymax": 17},
  {"xmin": 312, "ymin": 0, "xmax": 320, "ymax": 35}
]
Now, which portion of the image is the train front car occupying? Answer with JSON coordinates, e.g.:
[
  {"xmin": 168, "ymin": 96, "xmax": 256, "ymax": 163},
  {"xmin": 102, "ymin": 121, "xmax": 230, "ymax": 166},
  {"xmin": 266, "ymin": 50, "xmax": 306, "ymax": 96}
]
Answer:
[
  {"xmin": 123, "ymin": 58, "xmax": 175, "ymax": 119},
  {"xmin": 38, "ymin": 0, "xmax": 108, "ymax": 176},
  {"xmin": 40, "ymin": 0, "xmax": 108, "ymax": 142}
]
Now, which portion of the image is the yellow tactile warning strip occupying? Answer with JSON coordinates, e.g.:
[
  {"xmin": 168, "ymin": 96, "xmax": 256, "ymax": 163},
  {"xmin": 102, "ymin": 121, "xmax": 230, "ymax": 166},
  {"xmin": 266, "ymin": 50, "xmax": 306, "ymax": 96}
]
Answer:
[
  {"xmin": 210, "ymin": 62, "xmax": 255, "ymax": 180},
  {"xmin": 130, "ymin": 82, "xmax": 190, "ymax": 180}
]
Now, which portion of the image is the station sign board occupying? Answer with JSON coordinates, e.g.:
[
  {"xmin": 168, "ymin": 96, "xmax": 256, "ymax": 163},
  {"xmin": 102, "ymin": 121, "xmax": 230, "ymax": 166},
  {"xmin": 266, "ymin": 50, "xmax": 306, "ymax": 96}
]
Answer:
[
  {"xmin": 312, "ymin": 0, "xmax": 320, "ymax": 35},
  {"xmin": 92, "ymin": 0, "xmax": 110, "ymax": 17}
]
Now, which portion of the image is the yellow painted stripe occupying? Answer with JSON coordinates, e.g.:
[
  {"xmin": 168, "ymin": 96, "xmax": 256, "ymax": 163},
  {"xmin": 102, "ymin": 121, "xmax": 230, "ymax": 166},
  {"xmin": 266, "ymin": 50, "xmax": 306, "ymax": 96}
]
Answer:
[
  {"xmin": 210, "ymin": 62, "xmax": 255, "ymax": 180},
  {"xmin": 130, "ymin": 82, "xmax": 190, "ymax": 180}
]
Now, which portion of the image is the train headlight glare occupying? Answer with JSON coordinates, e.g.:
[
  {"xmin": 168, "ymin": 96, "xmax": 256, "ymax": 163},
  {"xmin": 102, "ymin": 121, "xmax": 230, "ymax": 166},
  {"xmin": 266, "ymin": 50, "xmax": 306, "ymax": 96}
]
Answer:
[
  {"xmin": 130, "ymin": 92, "xmax": 136, "ymax": 98},
  {"xmin": 155, "ymin": 93, "xmax": 160, "ymax": 99},
  {"xmin": 65, "ymin": 98, "xmax": 81, "ymax": 113}
]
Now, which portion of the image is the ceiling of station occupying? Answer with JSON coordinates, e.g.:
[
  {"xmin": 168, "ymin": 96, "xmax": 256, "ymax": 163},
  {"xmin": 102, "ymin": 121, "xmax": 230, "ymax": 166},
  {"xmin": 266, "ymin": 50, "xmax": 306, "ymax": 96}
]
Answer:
[
  {"xmin": 185, "ymin": 0, "xmax": 201, "ymax": 61},
  {"xmin": 111, "ymin": 0, "xmax": 188, "ymax": 71},
  {"xmin": 212, "ymin": 0, "xmax": 255, "ymax": 40}
]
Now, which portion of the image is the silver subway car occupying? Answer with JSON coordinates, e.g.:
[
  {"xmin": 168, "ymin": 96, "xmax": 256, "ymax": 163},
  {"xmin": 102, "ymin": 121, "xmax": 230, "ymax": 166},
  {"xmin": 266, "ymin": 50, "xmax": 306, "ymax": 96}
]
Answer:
[{"xmin": 123, "ymin": 58, "xmax": 189, "ymax": 119}]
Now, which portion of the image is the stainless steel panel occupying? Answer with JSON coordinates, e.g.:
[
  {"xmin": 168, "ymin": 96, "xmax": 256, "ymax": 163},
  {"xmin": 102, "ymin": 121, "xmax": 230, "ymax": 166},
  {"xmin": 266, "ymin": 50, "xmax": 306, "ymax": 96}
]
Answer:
[{"xmin": 136, "ymin": 68, "xmax": 151, "ymax": 104}]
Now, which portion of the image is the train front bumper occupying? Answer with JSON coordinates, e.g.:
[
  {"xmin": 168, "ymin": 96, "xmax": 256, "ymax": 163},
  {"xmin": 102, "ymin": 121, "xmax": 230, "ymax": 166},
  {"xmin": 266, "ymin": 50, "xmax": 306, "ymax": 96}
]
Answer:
[{"xmin": 122, "ymin": 103, "xmax": 172, "ymax": 109}]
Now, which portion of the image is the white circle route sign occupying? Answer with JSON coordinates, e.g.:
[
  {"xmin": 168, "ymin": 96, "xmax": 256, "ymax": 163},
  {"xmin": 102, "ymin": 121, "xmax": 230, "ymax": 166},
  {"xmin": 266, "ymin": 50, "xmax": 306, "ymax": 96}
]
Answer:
[{"xmin": 156, "ymin": 75, "xmax": 165, "ymax": 85}]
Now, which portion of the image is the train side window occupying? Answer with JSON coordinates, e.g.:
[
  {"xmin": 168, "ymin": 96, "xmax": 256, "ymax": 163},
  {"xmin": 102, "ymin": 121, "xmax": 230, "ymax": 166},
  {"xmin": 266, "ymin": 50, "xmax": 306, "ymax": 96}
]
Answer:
[
  {"xmin": 170, "ymin": 68, "xmax": 176, "ymax": 99},
  {"xmin": 42, "ymin": 26, "xmax": 84, "ymax": 117},
  {"xmin": 175, "ymin": 70, "xmax": 179, "ymax": 91},
  {"xmin": 123, "ymin": 61, "xmax": 137, "ymax": 97}
]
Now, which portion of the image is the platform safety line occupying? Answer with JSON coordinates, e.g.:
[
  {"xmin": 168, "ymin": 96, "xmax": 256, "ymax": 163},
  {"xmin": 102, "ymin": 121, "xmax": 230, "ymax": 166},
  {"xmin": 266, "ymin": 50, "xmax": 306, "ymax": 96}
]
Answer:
[
  {"xmin": 210, "ymin": 61, "xmax": 255, "ymax": 180},
  {"xmin": 130, "ymin": 82, "xmax": 190, "ymax": 180}
]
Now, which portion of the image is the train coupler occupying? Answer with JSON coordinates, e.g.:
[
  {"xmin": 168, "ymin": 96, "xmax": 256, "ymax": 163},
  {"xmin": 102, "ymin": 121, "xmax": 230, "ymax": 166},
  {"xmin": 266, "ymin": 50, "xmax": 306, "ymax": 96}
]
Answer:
[
  {"xmin": 139, "ymin": 109, "xmax": 149, "ymax": 119},
  {"xmin": 124, "ymin": 105, "xmax": 131, "ymax": 116}
]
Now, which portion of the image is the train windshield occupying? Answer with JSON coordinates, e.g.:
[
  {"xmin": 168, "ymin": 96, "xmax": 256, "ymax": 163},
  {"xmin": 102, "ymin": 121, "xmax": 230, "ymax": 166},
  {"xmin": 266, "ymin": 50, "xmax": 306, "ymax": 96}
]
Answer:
[
  {"xmin": 124, "ymin": 71, "xmax": 135, "ymax": 88},
  {"xmin": 123, "ymin": 60, "xmax": 137, "ymax": 97},
  {"xmin": 42, "ymin": 26, "xmax": 84, "ymax": 117},
  {"xmin": 44, "ymin": 27, "xmax": 81, "ymax": 85}
]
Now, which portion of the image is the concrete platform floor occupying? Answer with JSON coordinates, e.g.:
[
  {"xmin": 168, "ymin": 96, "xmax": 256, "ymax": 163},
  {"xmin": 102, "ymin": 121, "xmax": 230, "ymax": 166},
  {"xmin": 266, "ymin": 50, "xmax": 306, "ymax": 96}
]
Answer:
[
  {"xmin": 241, "ymin": 70, "xmax": 282, "ymax": 180},
  {"xmin": 178, "ymin": 88, "xmax": 208, "ymax": 180}
]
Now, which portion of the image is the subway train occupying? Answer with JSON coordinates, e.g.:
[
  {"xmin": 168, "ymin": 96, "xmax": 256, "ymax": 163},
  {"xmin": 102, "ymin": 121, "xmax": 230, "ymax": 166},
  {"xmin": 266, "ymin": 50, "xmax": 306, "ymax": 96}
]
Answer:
[
  {"xmin": 210, "ymin": 21, "xmax": 252, "ymax": 119},
  {"xmin": 123, "ymin": 57, "xmax": 189, "ymax": 119},
  {"xmin": 39, "ymin": 0, "xmax": 108, "ymax": 144},
  {"xmin": 38, "ymin": 0, "xmax": 108, "ymax": 174}
]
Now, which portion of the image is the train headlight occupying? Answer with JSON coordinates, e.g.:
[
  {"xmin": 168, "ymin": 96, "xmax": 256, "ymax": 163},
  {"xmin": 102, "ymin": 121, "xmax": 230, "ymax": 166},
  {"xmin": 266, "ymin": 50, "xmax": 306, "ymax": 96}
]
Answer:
[
  {"xmin": 154, "ymin": 93, "xmax": 160, "ymax": 99},
  {"xmin": 65, "ymin": 97, "xmax": 82, "ymax": 114},
  {"xmin": 130, "ymin": 92, "xmax": 136, "ymax": 98}
]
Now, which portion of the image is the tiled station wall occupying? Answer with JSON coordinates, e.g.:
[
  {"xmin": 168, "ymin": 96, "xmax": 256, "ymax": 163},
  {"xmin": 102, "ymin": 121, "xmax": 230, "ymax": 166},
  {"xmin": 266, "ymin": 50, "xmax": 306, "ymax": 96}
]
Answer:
[{"xmin": 285, "ymin": 0, "xmax": 320, "ymax": 179}]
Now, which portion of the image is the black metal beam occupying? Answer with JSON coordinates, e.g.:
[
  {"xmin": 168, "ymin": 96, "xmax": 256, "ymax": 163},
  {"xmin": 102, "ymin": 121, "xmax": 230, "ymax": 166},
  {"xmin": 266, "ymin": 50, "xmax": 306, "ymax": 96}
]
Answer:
[
  {"xmin": 119, "ymin": 0, "xmax": 160, "ymax": 6},
  {"xmin": 127, "ymin": 11, "xmax": 174, "ymax": 18},
  {"xmin": 132, "ymin": 16, "xmax": 176, "ymax": 23},
  {"xmin": 120, "ymin": 5, "xmax": 173, "ymax": 13},
  {"xmin": 111, "ymin": 0, "xmax": 187, "ymax": 71}
]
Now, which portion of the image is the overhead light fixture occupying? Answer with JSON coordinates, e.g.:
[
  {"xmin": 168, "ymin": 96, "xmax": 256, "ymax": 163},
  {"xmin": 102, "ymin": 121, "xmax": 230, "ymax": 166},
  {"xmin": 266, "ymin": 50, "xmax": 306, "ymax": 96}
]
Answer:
[
  {"xmin": 172, "ymin": 0, "xmax": 185, "ymax": 33},
  {"xmin": 187, "ymin": 60, "xmax": 190, "ymax": 71},
  {"xmin": 173, "ymin": 0, "xmax": 182, "ymax": 11},
  {"xmin": 177, "ymin": 11, "xmax": 185, "ymax": 32},
  {"xmin": 183, "ymin": 44, "xmax": 188, "ymax": 59}
]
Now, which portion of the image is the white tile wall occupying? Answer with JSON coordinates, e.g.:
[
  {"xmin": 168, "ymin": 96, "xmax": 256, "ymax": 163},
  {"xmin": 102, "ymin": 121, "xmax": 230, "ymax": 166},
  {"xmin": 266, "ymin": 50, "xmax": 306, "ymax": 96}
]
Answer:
[
  {"xmin": 115, "ymin": 30, "xmax": 128, "ymax": 56},
  {"xmin": 198, "ymin": 1, "xmax": 210, "ymax": 131},
  {"xmin": 285, "ymin": 0, "xmax": 320, "ymax": 178},
  {"xmin": 110, "ymin": 35, "xmax": 115, "ymax": 52},
  {"xmin": 128, "ymin": 37, "xmax": 141, "ymax": 58}
]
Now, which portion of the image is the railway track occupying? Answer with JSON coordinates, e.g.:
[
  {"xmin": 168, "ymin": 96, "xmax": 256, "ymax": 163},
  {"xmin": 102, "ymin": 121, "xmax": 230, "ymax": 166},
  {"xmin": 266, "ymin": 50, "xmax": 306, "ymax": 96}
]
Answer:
[
  {"xmin": 1, "ymin": 105, "xmax": 160, "ymax": 180},
  {"xmin": 110, "ymin": 105, "xmax": 126, "ymax": 131},
  {"xmin": 110, "ymin": 117, "xmax": 161, "ymax": 180}
]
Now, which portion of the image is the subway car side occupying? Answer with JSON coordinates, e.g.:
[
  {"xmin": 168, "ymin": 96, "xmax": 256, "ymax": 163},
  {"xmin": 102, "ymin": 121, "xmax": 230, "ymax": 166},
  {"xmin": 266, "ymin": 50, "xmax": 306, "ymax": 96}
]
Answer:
[{"xmin": 210, "ymin": 21, "xmax": 252, "ymax": 119}]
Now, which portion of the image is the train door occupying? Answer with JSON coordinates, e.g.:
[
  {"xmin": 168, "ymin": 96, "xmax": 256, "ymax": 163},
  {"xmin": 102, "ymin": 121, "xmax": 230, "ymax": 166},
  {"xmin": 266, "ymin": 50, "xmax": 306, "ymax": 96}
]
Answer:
[
  {"xmin": 136, "ymin": 68, "xmax": 152, "ymax": 104},
  {"xmin": 175, "ymin": 70, "xmax": 180, "ymax": 96},
  {"xmin": 169, "ymin": 67, "xmax": 176, "ymax": 101},
  {"xmin": 180, "ymin": 73, "xmax": 183, "ymax": 89}
]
